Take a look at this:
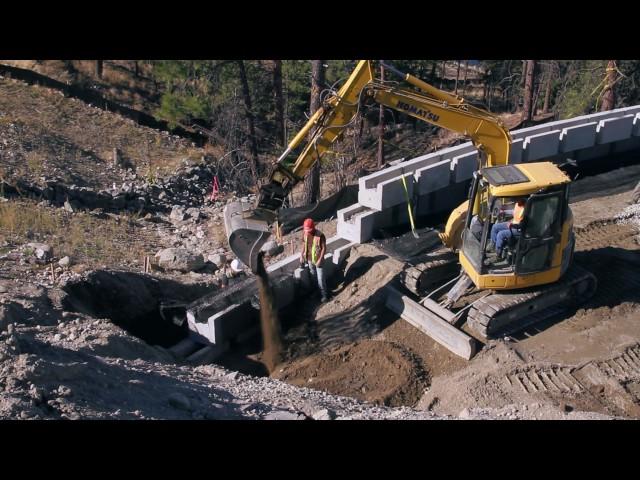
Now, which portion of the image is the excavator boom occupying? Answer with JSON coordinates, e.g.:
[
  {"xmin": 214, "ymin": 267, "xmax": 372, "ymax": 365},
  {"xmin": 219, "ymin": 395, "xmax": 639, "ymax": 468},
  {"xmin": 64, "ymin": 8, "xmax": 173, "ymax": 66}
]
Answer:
[{"xmin": 224, "ymin": 60, "xmax": 512, "ymax": 272}]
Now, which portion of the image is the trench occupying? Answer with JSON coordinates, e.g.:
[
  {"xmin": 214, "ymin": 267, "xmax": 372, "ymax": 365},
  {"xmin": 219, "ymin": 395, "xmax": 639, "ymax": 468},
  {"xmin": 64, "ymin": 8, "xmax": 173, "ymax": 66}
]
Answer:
[{"xmin": 61, "ymin": 270, "xmax": 214, "ymax": 347}]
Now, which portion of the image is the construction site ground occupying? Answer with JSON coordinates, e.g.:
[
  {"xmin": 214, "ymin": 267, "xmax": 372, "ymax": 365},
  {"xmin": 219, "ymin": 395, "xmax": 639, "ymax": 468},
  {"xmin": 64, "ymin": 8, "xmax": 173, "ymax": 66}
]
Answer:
[
  {"xmin": 3, "ymin": 69, "xmax": 640, "ymax": 419},
  {"xmin": 223, "ymin": 162, "xmax": 640, "ymax": 419}
]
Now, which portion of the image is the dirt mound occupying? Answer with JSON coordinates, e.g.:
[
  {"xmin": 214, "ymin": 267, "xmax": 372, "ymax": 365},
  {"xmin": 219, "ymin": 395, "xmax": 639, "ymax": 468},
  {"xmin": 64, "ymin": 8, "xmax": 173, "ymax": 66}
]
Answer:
[{"xmin": 273, "ymin": 339, "xmax": 429, "ymax": 407}]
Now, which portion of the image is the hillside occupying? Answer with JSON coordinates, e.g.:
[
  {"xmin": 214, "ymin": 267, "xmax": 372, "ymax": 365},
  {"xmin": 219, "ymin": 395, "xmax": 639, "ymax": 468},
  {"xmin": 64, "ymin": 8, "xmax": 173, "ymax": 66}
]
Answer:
[{"xmin": 0, "ymin": 76, "xmax": 206, "ymax": 190}]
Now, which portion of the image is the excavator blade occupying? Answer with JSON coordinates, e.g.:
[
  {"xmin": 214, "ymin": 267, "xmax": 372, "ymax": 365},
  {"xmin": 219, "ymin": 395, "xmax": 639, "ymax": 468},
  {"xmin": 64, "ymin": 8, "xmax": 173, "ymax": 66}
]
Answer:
[{"xmin": 223, "ymin": 201, "xmax": 273, "ymax": 273}]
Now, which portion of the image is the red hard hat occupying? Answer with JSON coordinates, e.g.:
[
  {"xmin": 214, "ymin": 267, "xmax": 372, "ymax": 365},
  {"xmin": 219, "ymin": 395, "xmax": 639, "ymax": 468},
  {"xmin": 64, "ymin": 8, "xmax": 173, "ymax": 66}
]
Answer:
[{"xmin": 303, "ymin": 218, "xmax": 315, "ymax": 231}]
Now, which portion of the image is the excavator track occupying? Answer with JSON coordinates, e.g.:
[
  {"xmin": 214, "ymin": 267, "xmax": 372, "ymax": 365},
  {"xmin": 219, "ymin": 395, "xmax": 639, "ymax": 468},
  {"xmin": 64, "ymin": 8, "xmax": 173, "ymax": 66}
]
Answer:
[
  {"xmin": 467, "ymin": 264, "xmax": 597, "ymax": 339},
  {"xmin": 400, "ymin": 248, "xmax": 460, "ymax": 296}
]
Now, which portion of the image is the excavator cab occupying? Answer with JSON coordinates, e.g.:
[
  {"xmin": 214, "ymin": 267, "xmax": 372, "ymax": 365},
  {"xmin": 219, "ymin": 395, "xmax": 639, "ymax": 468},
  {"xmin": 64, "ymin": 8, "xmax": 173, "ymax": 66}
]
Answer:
[{"xmin": 459, "ymin": 162, "xmax": 574, "ymax": 291}]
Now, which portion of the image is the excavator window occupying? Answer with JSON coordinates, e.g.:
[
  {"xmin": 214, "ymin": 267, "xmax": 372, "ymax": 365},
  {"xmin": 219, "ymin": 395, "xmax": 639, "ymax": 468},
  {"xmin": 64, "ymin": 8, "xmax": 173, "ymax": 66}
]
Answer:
[{"xmin": 516, "ymin": 191, "xmax": 564, "ymax": 274}]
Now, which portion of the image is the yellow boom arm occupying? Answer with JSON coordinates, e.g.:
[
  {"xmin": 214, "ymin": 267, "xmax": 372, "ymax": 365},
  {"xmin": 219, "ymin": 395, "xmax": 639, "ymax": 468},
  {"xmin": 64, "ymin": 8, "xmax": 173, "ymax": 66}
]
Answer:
[
  {"xmin": 262, "ymin": 60, "xmax": 510, "ymax": 210},
  {"xmin": 226, "ymin": 60, "xmax": 512, "ymax": 271}
]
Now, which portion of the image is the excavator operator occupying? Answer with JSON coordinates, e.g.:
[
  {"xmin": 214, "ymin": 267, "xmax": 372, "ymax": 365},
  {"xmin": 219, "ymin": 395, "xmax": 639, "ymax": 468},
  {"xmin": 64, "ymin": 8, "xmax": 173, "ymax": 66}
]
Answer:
[
  {"xmin": 489, "ymin": 198, "xmax": 526, "ymax": 258},
  {"xmin": 300, "ymin": 218, "xmax": 329, "ymax": 302}
]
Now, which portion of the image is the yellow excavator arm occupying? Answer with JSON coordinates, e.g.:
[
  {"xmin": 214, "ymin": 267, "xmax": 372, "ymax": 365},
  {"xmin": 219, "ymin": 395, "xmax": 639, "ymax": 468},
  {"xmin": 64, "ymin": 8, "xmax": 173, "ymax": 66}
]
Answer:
[{"xmin": 225, "ymin": 60, "xmax": 512, "ymax": 272}]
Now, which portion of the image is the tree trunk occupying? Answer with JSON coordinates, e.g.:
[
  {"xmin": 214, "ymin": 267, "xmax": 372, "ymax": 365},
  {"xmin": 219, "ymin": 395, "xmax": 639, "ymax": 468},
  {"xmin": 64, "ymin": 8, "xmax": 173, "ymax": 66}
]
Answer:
[
  {"xmin": 302, "ymin": 60, "xmax": 325, "ymax": 206},
  {"xmin": 532, "ymin": 74, "xmax": 543, "ymax": 117},
  {"xmin": 237, "ymin": 60, "xmax": 259, "ymax": 184},
  {"xmin": 95, "ymin": 60, "xmax": 103, "ymax": 79},
  {"xmin": 521, "ymin": 60, "xmax": 528, "ymax": 88},
  {"xmin": 600, "ymin": 60, "xmax": 616, "ymax": 111},
  {"xmin": 134, "ymin": 60, "xmax": 139, "ymax": 78},
  {"xmin": 454, "ymin": 60, "xmax": 461, "ymax": 95},
  {"xmin": 543, "ymin": 62, "xmax": 553, "ymax": 114},
  {"xmin": 522, "ymin": 60, "xmax": 536, "ymax": 123},
  {"xmin": 461, "ymin": 60, "xmax": 469, "ymax": 96},
  {"xmin": 429, "ymin": 61, "xmax": 437, "ymax": 83},
  {"xmin": 517, "ymin": 60, "xmax": 528, "ymax": 112},
  {"xmin": 440, "ymin": 60, "xmax": 446, "ymax": 89},
  {"xmin": 377, "ymin": 64, "xmax": 386, "ymax": 168},
  {"xmin": 272, "ymin": 60, "xmax": 286, "ymax": 147}
]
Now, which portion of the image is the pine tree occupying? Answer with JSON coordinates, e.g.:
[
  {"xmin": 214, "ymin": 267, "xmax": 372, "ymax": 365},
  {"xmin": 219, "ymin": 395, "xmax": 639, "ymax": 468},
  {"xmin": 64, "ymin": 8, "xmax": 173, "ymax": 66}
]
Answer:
[{"xmin": 302, "ymin": 60, "xmax": 325, "ymax": 206}]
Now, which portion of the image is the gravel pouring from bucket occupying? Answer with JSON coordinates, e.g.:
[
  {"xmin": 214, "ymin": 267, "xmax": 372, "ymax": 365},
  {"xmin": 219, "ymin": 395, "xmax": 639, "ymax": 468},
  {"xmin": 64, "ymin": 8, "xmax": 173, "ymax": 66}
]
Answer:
[{"xmin": 224, "ymin": 200, "xmax": 273, "ymax": 273}]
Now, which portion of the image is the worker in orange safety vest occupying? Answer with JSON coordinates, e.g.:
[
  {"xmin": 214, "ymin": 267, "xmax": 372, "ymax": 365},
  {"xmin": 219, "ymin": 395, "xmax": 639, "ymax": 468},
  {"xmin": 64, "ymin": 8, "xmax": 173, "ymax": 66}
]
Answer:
[
  {"xmin": 299, "ymin": 218, "xmax": 329, "ymax": 302},
  {"xmin": 489, "ymin": 198, "xmax": 526, "ymax": 257}
]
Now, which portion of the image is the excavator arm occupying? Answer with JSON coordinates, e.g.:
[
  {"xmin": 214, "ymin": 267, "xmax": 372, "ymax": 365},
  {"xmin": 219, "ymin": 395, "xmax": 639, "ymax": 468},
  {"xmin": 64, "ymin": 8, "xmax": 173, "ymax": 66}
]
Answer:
[
  {"xmin": 224, "ymin": 60, "xmax": 512, "ymax": 272},
  {"xmin": 250, "ymin": 60, "xmax": 374, "ymax": 221}
]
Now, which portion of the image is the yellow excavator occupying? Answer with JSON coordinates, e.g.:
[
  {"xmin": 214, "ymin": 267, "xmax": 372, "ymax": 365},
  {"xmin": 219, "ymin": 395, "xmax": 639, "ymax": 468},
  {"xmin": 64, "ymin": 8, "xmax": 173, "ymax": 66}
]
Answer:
[{"xmin": 224, "ymin": 60, "xmax": 596, "ymax": 339}]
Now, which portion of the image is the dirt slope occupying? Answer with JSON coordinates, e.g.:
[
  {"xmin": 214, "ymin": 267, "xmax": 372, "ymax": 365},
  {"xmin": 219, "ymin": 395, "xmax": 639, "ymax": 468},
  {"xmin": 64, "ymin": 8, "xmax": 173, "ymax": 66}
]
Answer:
[{"xmin": 0, "ymin": 76, "xmax": 203, "ymax": 189}]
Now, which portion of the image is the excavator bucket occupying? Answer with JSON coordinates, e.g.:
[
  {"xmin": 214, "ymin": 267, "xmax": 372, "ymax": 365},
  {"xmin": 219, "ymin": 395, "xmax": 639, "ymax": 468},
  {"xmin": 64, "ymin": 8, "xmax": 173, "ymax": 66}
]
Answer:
[{"xmin": 223, "ymin": 200, "xmax": 272, "ymax": 273}]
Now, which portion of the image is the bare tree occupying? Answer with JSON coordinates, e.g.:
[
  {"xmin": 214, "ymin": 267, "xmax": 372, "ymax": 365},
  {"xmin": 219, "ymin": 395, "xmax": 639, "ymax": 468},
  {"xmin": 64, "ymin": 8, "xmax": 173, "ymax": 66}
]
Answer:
[
  {"xmin": 302, "ymin": 60, "xmax": 325, "ymax": 205},
  {"xmin": 95, "ymin": 60, "xmax": 103, "ymax": 79},
  {"xmin": 237, "ymin": 60, "xmax": 259, "ymax": 184},
  {"xmin": 461, "ymin": 60, "xmax": 469, "ymax": 96},
  {"xmin": 454, "ymin": 60, "xmax": 461, "ymax": 95},
  {"xmin": 522, "ymin": 60, "xmax": 536, "ymax": 123},
  {"xmin": 377, "ymin": 63, "xmax": 386, "ymax": 168},
  {"xmin": 429, "ymin": 61, "xmax": 437, "ymax": 83},
  {"xmin": 272, "ymin": 60, "xmax": 286, "ymax": 147},
  {"xmin": 542, "ymin": 61, "xmax": 554, "ymax": 114},
  {"xmin": 600, "ymin": 60, "xmax": 617, "ymax": 111}
]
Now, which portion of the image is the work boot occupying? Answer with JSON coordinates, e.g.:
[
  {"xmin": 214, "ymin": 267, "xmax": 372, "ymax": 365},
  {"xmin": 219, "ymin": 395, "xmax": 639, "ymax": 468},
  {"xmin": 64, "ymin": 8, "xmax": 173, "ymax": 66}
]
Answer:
[
  {"xmin": 487, "ymin": 241, "xmax": 495, "ymax": 252},
  {"xmin": 321, "ymin": 292, "xmax": 330, "ymax": 303}
]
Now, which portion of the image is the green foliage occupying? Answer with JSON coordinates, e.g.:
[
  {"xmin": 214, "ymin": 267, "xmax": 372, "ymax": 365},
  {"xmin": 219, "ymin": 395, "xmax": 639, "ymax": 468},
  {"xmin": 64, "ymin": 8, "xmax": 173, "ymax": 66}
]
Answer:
[{"xmin": 554, "ymin": 61, "xmax": 603, "ymax": 119}]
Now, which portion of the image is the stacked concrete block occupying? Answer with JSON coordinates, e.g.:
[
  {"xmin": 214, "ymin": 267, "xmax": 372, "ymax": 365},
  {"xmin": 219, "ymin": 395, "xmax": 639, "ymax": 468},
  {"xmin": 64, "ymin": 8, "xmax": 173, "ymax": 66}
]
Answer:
[
  {"xmin": 522, "ymin": 130, "xmax": 562, "ymax": 162},
  {"xmin": 187, "ymin": 301, "xmax": 256, "ymax": 345},
  {"xmin": 359, "ymin": 171, "xmax": 415, "ymax": 211},
  {"xmin": 332, "ymin": 240, "xmax": 358, "ymax": 266},
  {"xmin": 511, "ymin": 105, "xmax": 640, "ymax": 141},
  {"xmin": 451, "ymin": 152, "xmax": 478, "ymax": 182},
  {"xmin": 337, "ymin": 204, "xmax": 378, "ymax": 243},
  {"xmin": 560, "ymin": 122, "xmax": 598, "ymax": 153},
  {"xmin": 596, "ymin": 114, "xmax": 636, "ymax": 144},
  {"xmin": 416, "ymin": 159, "xmax": 452, "ymax": 195},
  {"xmin": 612, "ymin": 114, "xmax": 640, "ymax": 153},
  {"xmin": 508, "ymin": 138, "xmax": 525, "ymax": 164},
  {"xmin": 359, "ymin": 152, "xmax": 441, "ymax": 191}
]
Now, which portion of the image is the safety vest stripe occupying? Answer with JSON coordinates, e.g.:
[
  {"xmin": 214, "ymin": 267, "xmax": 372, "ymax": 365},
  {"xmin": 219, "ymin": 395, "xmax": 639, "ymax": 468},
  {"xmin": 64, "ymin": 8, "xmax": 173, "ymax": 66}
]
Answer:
[{"xmin": 303, "ymin": 234, "xmax": 322, "ymax": 263}]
